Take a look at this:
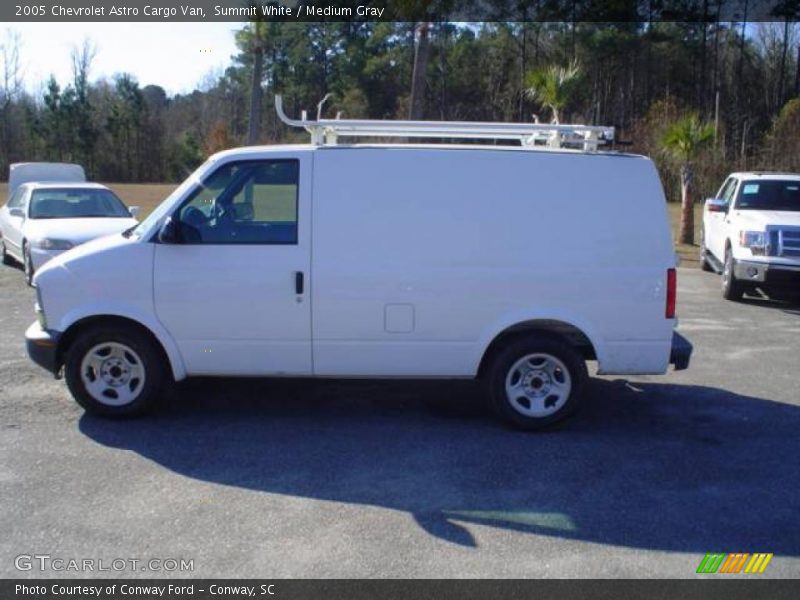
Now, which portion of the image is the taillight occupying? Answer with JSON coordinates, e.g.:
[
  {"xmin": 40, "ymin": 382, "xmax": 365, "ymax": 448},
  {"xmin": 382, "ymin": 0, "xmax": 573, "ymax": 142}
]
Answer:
[{"xmin": 666, "ymin": 268, "xmax": 676, "ymax": 318}]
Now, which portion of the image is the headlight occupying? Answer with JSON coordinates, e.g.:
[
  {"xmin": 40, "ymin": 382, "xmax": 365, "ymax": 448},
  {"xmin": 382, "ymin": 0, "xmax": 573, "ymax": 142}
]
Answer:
[
  {"xmin": 739, "ymin": 230, "xmax": 768, "ymax": 255},
  {"xmin": 30, "ymin": 238, "xmax": 74, "ymax": 250}
]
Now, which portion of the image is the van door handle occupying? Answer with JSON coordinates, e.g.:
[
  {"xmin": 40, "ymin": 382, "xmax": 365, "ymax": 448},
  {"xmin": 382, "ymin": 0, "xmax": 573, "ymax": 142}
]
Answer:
[{"xmin": 295, "ymin": 271, "xmax": 304, "ymax": 295}]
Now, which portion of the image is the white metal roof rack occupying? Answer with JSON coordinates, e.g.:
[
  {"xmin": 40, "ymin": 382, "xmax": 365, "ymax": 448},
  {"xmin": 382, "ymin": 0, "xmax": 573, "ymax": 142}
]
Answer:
[{"xmin": 275, "ymin": 95, "xmax": 614, "ymax": 152}]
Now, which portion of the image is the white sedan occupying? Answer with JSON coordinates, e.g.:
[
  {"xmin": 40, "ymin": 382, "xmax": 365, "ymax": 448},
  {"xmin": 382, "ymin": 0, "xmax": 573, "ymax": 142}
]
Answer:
[{"xmin": 0, "ymin": 182, "xmax": 139, "ymax": 284}]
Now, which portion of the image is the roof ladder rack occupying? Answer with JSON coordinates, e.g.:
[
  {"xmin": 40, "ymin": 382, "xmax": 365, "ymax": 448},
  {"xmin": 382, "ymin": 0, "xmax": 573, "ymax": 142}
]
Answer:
[{"xmin": 275, "ymin": 95, "xmax": 614, "ymax": 152}]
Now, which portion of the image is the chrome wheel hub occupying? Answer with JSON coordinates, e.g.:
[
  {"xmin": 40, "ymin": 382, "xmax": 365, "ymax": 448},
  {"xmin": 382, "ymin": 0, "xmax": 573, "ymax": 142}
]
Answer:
[
  {"xmin": 505, "ymin": 353, "xmax": 572, "ymax": 417},
  {"xmin": 80, "ymin": 342, "xmax": 146, "ymax": 406},
  {"xmin": 99, "ymin": 356, "xmax": 132, "ymax": 387},
  {"xmin": 522, "ymin": 369, "xmax": 553, "ymax": 397}
]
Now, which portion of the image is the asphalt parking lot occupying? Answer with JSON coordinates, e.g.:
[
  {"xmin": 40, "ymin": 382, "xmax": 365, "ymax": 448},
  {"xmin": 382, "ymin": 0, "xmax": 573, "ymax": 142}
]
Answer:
[{"xmin": 1, "ymin": 263, "xmax": 799, "ymax": 578}]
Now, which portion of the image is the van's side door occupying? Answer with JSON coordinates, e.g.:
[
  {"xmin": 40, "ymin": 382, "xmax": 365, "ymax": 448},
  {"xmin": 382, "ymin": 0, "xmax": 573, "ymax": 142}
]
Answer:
[
  {"xmin": 153, "ymin": 154, "xmax": 312, "ymax": 376},
  {"xmin": 706, "ymin": 177, "xmax": 737, "ymax": 262}
]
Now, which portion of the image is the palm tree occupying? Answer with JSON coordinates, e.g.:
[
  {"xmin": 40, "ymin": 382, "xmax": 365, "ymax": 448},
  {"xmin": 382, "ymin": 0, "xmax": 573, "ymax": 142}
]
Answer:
[
  {"xmin": 409, "ymin": 22, "xmax": 431, "ymax": 120},
  {"xmin": 239, "ymin": 3, "xmax": 268, "ymax": 145},
  {"xmin": 524, "ymin": 61, "xmax": 582, "ymax": 124},
  {"xmin": 661, "ymin": 114, "xmax": 715, "ymax": 246}
]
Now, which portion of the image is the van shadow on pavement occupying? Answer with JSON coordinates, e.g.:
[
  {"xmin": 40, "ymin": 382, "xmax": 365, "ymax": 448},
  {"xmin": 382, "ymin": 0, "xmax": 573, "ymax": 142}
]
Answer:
[{"xmin": 80, "ymin": 377, "xmax": 800, "ymax": 552}]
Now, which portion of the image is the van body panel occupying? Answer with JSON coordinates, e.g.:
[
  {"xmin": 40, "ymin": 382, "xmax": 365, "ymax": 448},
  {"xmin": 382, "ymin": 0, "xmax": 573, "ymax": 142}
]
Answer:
[
  {"xmin": 34, "ymin": 235, "xmax": 188, "ymax": 381},
  {"xmin": 311, "ymin": 147, "xmax": 674, "ymax": 376},
  {"xmin": 32, "ymin": 143, "xmax": 680, "ymax": 383}
]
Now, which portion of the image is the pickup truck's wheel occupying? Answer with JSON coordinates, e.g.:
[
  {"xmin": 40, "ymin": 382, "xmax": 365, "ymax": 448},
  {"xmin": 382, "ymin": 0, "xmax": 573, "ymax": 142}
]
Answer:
[
  {"xmin": 722, "ymin": 247, "xmax": 744, "ymax": 301},
  {"xmin": 23, "ymin": 242, "xmax": 34, "ymax": 286},
  {"xmin": 700, "ymin": 248, "xmax": 714, "ymax": 272},
  {"xmin": 1, "ymin": 241, "xmax": 13, "ymax": 266},
  {"xmin": 64, "ymin": 324, "xmax": 166, "ymax": 417},
  {"xmin": 486, "ymin": 335, "xmax": 587, "ymax": 430},
  {"xmin": 699, "ymin": 233, "xmax": 714, "ymax": 272}
]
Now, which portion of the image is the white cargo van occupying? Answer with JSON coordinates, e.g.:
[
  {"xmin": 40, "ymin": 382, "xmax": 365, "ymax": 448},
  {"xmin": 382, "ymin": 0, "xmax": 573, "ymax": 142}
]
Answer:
[{"xmin": 25, "ymin": 100, "xmax": 691, "ymax": 429}]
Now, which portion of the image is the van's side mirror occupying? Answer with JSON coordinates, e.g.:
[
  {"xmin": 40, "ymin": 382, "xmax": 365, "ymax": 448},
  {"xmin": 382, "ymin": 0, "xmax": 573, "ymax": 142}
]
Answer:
[
  {"xmin": 8, "ymin": 207, "xmax": 24, "ymax": 218},
  {"xmin": 705, "ymin": 198, "xmax": 728, "ymax": 213},
  {"xmin": 158, "ymin": 217, "xmax": 181, "ymax": 244},
  {"xmin": 129, "ymin": 206, "xmax": 140, "ymax": 218}
]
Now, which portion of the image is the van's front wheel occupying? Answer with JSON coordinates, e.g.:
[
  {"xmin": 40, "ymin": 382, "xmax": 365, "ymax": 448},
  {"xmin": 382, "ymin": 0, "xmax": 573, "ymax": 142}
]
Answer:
[
  {"xmin": 64, "ymin": 325, "xmax": 166, "ymax": 417},
  {"xmin": 487, "ymin": 335, "xmax": 587, "ymax": 430}
]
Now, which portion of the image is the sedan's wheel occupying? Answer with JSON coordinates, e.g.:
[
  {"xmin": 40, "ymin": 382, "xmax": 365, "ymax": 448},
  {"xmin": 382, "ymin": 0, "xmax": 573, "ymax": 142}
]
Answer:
[
  {"xmin": 722, "ymin": 247, "xmax": 744, "ymax": 301},
  {"xmin": 65, "ymin": 324, "xmax": 167, "ymax": 417},
  {"xmin": 23, "ymin": 243, "xmax": 34, "ymax": 285},
  {"xmin": 1, "ymin": 241, "xmax": 12, "ymax": 266},
  {"xmin": 487, "ymin": 335, "xmax": 587, "ymax": 430}
]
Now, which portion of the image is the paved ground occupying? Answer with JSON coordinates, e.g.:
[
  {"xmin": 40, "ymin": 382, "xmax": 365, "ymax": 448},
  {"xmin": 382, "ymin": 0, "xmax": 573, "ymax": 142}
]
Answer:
[{"xmin": 1, "ymin": 264, "xmax": 798, "ymax": 578}]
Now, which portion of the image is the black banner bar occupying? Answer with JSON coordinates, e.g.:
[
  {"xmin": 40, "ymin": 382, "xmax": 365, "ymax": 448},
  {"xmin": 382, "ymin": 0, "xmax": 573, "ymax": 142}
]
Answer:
[
  {"xmin": 3, "ymin": 579, "xmax": 800, "ymax": 600},
  {"xmin": 3, "ymin": 0, "xmax": 800, "ymax": 23}
]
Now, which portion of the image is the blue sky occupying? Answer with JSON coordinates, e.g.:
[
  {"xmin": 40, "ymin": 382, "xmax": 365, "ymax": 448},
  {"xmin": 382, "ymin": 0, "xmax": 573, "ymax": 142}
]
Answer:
[{"xmin": 3, "ymin": 22, "xmax": 241, "ymax": 95}]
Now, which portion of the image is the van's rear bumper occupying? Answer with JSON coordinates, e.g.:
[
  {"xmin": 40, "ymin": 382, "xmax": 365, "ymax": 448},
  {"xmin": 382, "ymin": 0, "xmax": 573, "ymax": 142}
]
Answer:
[
  {"xmin": 669, "ymin": 331, "xmax": 692, "ymax": 371},
  {"xmin": 25, "ymin": 322, "xmax": 61, "ymax": 376}
]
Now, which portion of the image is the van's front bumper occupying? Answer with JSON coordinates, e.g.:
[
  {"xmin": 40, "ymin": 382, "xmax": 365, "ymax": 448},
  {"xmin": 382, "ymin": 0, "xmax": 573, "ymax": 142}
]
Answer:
[
  {"xmin": 669, "ymin": 331, "xmax": 692, "ymax": 371},
  {"xmin": 25, "ymin": 322, "xmax": 61, "ymax": 376}
]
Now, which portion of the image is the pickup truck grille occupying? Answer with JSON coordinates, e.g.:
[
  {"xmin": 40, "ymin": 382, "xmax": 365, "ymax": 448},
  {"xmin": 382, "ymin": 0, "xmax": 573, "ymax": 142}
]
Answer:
[{"xmin": 777, "ymin": 228, "xmax": 800, "ymax": 257}]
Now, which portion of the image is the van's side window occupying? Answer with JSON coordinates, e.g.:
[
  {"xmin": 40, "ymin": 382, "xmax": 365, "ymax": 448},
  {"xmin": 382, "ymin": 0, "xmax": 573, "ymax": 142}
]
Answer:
[{"xmin": 175, "ymin": 160, "xmax": 299, "ymax": 245}]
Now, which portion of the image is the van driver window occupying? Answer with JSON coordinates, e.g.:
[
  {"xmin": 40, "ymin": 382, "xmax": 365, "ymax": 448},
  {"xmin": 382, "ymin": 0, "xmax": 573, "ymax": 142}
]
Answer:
[{"xmin": 175, "ymin": 160, "xmax": 299, "ymax": 244}]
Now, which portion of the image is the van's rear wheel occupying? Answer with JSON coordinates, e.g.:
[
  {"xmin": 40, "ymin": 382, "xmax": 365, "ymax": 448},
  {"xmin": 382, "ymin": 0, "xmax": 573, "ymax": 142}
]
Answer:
[
  {"xmin": 65, "ymin": 324, "xmax": 166, "ymax": 417},
  {"xmin": 486, "ymin": 335, "xmax": 587, "ymax": 430}
]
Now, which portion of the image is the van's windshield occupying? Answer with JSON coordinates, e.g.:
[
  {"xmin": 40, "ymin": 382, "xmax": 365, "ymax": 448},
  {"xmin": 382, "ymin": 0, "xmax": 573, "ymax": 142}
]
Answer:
[
  {"xmin": 736, "ymin": 180, "xmax": 800, "ymax": 212},
  {"xmin": 126, "ymin": 157, "xmax": 218, "ymax": 239}
]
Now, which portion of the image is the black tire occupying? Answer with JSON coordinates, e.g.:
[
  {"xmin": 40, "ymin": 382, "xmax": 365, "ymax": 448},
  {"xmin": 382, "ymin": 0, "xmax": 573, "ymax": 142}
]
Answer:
[
  {"xmin": 699, "ymin": 242, "xmax": 714, "ymax": 273},
  {"xmin": 699, "ymin": 229, "xmax": 713, "ymax": 272},
  {"xmin": 721, "ymin": 246, "xmax": 744, "ymax": 301},
  {"xmin": 23, "ymin": 242, "xmax": 34, "ymax": 286},
  {"xmin": 1, "ymin": 241, "xmax": 13, "ymax": 266},
  {"xmin": 486, "ymin": 334, "xmax": 587, "ymax": 431},
  {"xmin": 64, "ymin": 324, "xmax": 168, "ymax": 417}
]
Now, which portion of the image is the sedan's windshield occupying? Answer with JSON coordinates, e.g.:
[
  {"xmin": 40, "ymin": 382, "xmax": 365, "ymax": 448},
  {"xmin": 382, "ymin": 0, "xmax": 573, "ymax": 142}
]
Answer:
[
  {"xmin": 736, "ymin": 180, "xmax": 800, "ymax": 211},
  {"xmin": 29, "ymin": 188, "xmax": 131, "ymax": 219}
]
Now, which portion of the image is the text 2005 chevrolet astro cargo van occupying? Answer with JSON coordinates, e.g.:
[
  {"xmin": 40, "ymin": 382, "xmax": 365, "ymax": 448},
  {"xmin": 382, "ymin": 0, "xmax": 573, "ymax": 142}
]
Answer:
[{"xmin": 25, "ymin": 103, "xmax": 691, "ymax": 429}]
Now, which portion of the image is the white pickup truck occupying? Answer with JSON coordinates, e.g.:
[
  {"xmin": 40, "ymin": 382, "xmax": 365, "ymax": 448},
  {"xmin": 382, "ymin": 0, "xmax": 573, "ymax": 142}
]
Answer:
[{"xmin": 701, "ymin": 172, "xmax": 800, "ymax": 301}]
